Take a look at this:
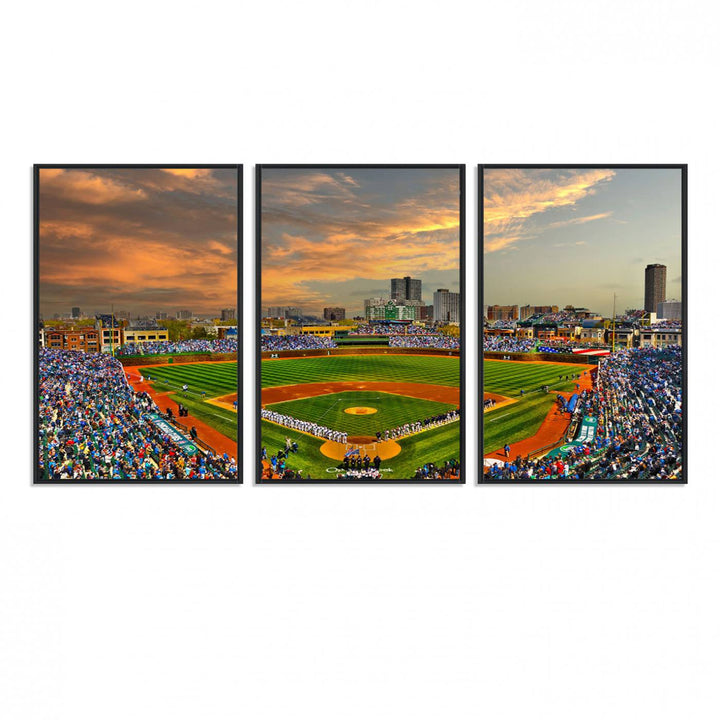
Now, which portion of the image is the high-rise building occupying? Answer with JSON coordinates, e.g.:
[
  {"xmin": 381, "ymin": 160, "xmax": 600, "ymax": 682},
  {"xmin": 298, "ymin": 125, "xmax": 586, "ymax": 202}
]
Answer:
[
  {"xmin": 323, "ymin": 307, "xmax": 345, "ymax": 321},
  {"xmin": 657, "ymin": 300, "xmax": 681, "ymax": 320},
  {"xmin": 364, "ymin": 297, "xmax": 385, "ymax": 310},
  {"xmin": 221, "ymin": 308, "xmax": 236, "ymax": 321},
  {"xmin": 433, "ymin": 289, "xmax": 460, "ymax": 323},
  {"xmin": 644, "ymin": 264, "xmax": 667, "ymax": 314},
  {"xmin": 155, "ymin": 312, "xmax": 168, "ymax": 320},
  {"xmin": 176, "ymin": 310, "xmax": 193, "ymax": 320},
  {"xmin": 487, "ymin": 304, "xmax": 519, "ymax": 321},
  {"xmin": 71, "ymin": 306, "xmax": 81, "ymax": 319},
  {"xmin": 391, "ymin": 276, "xmax": 422, "ymax": 303},
  {"xmin": 415, "ymin": 304, "xmax": 434, "ymax": 322},
  {"xmin": 266, "ymin": 306, "xmax": 302, "ymax": 319}
]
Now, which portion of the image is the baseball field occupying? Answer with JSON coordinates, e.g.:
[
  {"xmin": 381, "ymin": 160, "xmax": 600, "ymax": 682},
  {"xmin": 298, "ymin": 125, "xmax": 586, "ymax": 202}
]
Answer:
[
  {"xmin": 261, "ymin": 354, "xmax": 461, "ymax": 480},
  {"xmin": 483, "ymin": 359, "xmax": 594, "ymax": 456},
  {"xmin": 134, "ymin": 361, "xmax": 238, "ymax": 448}
]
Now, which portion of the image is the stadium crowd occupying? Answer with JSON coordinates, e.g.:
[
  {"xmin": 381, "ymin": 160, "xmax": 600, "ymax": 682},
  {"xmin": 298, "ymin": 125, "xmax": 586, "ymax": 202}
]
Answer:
[
  {"xmin": 483, "ymin": 335, "xmax": 535, "ymax": 352},
  {"xmin": 38, "ymin": 348, "xmax": 237, "ymax": 480},
  {"xmin": 414, "ymin": 458, "xmax": 461, "ymax": 480},
  {"xmin": 389, "ymin": 334, "xmax": 459, "ymax": 349},
  {"xmin": 484, "ymin": 345, "xmax": 682, "ymax": 481},
  {"xmin": 261, "ymin": 334, "xmax": 337, "ymax": 351},
  {"xmin": 117, "ymin": 338, "xmax": 237, "ymax": 356}
]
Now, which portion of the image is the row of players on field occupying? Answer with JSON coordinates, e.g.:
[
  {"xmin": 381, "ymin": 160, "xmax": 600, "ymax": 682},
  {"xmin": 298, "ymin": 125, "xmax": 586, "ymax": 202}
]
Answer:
[
  {"xmin": 485, "ymin": 345, "xmax": 682, "ymax": 481},
  {"xmin": 261, "ymin": 408, "xmax": 459, "ymax": 444}
]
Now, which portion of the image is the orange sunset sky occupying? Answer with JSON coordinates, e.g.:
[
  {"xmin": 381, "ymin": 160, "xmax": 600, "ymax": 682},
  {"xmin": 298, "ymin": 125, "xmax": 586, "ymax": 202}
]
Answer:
[
  {"xmin": 38, "ymin": 167, "xmax": 238, "ymax": 318},
  {"xmin": 260, "ymin": 167, "xmax": 461, "ymax": 316}
]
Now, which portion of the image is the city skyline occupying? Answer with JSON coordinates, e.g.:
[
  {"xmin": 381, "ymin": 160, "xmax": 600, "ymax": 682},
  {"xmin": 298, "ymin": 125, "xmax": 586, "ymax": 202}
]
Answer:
[
  {"xmin": 260, "ymin": 167, "xmax": 461, "ymax": 316},
  {"xmin": 38, "ymin": 167, "xmax": 238, "ymax": 317},
  {"xmin": 483, "ymin": 168, "xmax": 682, "ymax": 316}
]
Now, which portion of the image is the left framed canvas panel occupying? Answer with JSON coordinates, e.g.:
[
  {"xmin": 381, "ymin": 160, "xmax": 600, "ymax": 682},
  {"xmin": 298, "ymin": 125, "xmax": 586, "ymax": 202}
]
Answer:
[{"xmin": 34, "ymin": 165, "xmax": 241, "ymax": 483}]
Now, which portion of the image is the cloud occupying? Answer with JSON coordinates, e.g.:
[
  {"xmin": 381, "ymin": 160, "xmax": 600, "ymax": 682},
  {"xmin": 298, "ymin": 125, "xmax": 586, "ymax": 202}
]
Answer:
[
  {"xmin": 483, "ymin": 168, "xmax": 615, "ymax": 253},
  {"xmin": 260, "ymin": 168, "xmax": 460, "ymax": 313},
  {"xmin": 40, "ymin": 168, "xmax": 147, "ymax": 205},
  {"xmin": 38, "ymin": 168, "xmax": 237, "ymax": 316}
]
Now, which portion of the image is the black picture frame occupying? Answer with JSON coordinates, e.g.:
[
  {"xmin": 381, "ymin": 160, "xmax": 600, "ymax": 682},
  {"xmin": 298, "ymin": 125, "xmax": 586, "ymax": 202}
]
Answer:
[
  {"xmin": 479, "ymin": 164, "xmax": 687, "ymax": 484},
  {"xmin": 34, "ymin": 164, "xmax": 242, "ymax": 484},
  {"xmin": 256, "ymin": 164, "xmax": 465, "ymax": 484}
]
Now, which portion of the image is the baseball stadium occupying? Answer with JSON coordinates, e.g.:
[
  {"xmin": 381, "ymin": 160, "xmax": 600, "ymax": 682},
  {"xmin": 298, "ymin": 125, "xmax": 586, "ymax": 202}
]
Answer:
[
  {"xmin": 482, "ymin": 317, "xmax": 683, "ymax": 481},
  {"xmin": 37, "ymin": 334, "xmax": 239, "ymax": 481},
  {"xmin": 259, "ymin": 324, "xmax": 461, "ymax": 481}
]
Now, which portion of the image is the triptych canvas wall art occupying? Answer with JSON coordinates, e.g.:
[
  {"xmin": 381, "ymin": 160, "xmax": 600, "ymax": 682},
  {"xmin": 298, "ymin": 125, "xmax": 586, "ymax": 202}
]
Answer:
[{"xmin": 33, "ymin": 164, "xmax": 685, "ymax": 484}]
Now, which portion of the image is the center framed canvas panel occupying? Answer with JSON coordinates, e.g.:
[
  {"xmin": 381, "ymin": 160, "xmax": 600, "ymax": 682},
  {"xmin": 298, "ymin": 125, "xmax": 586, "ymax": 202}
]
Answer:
[
  {"xmin": 35, "ymin": 165, "xmax": 241, "ymax": 483},
  {"xmin": 480, "ymin": 165, "xmax": 686, "ymax": 483},
  {"xmin": 256, "ymin": 164, "xmax": 465, "ymax": 483}
]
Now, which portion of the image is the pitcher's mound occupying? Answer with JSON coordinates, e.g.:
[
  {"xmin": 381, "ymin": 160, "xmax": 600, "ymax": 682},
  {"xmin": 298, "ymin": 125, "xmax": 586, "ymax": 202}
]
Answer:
[
  {"xmin": 344, "ymin": 406, "xmax": 377, "ymax": 415},
  {"xmin": 320, "ymin": 439, "xmax": 401, "ymax": 461}
]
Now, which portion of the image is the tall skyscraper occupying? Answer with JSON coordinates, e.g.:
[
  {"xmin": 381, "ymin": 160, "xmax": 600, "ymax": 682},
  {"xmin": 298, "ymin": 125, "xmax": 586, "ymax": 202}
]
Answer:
[
  {"xmin": 644, "ymin": 264, "xmax": 667, "ymax": 314},
  {"xmin": 71, "ymin": 306, "xmax": 80, "ymax": 319},
  {"xmin": 323, "ymin": 307, "xmax": 345, "ymax": 321},
  {"xmin": 433, "ymin": 289, "xmax": 460, "ymax": 323},
  {"xmin": 221, "ymin": 308, "xmax": 236, "ymax": 321},
  {"xmin": 391, "ymin": 276, "xmax": 422, "ymax": 302}
]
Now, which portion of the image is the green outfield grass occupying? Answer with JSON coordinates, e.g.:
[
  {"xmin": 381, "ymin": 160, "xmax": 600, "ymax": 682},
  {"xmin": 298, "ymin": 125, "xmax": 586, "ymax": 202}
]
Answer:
[
  {"xmin": 266, "ymin": 391, "xmax": 456, "ymax": 436},
  {"xmin": 260, "ymin": 354, "xmax": 460, "ymax": 480},
  {"xmin": 262, "ymin": 354, "xmax": 459, "ymax": 388},
  {"xmin": 138, "ymin": 362, "xmax": 237, "ymax": 443},
  {"xmin": 483, "ymin": 359, "xmax": 587, "ymax": 454},
  {"xmin": 139, "ymin": 362, "xmax": 237, "ymax": 396},
  {"xmin": 261, "ymin": 419, "xmax": 460, "ymax": 480}
]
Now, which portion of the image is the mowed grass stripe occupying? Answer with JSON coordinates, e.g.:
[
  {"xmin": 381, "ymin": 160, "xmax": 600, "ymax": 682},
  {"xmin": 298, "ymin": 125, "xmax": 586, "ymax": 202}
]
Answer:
[
  {"xmin": 484, "ymin": 360, "xmax": 586, "ymax": 396},
  {"xmin": 262, "ymin": 355, "xmax": 459, "ymax": 388},
  {"xmin": 266, "ymin": 391, "xmax": 455, "ymax": 435},
  {"xmin": 483, "ymin": 394, "xmax": 558, "ymax": 454},
  {"xmin": 139, "ymin": 363, "xmax": 238, "ymax": 397}
]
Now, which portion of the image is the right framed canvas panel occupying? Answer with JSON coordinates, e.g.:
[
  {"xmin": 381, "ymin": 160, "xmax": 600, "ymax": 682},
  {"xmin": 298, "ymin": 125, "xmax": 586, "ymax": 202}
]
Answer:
[{"xmin": 481, "ymin": 165, "xmax": 687, "ymax": 483}]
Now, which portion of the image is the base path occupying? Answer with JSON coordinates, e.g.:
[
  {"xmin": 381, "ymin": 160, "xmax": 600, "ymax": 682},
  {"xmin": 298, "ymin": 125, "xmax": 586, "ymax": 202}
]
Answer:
[
  {"xmin": 125, "ymin": 371, "xmax": 238, "ymax": 459},
  {"xmin": 207, "ymin": 393, "xmax": 238, "ymax": 413},
  {"xmin": 262, "ymin": 381, "xmax": 459, "ymax": 406}
]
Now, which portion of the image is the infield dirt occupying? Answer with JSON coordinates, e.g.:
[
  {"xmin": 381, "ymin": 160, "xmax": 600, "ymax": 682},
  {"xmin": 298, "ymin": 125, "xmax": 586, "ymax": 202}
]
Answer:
[{"xmin": 261, "ymin": 381, "xmax": 459, "ymax": 406}]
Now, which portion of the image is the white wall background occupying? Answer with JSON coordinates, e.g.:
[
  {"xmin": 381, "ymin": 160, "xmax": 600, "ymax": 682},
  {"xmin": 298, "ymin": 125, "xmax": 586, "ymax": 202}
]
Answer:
[{"xmin": 2, "ymin": 1, "xmax": 718, "ymax": 718}]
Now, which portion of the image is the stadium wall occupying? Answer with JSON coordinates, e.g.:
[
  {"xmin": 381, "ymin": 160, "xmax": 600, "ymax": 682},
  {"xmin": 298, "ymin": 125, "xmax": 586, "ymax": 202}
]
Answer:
[
  {"xmin": 483, "ymin": 351, "xmax": 600, "ymax": 365},
  {"xmin": 261, "ymin": 347, "xmax": 460, "ymax": 360},
  {"xmin": 119, "ymin": 352, "xmax": 238, "ymax": 367}
]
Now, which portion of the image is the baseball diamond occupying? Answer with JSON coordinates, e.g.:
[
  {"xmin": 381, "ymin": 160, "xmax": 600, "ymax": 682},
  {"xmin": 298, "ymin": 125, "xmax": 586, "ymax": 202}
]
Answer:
[{"xmin": 260, "ymin": 353, "xmax": 461, "ymax": 481}]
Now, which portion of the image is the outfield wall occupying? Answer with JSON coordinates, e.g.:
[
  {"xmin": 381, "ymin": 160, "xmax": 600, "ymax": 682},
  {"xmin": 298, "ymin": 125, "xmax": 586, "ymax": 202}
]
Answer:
[
  {"xmin": 119, "ymin": 352, "xmax": 238, "ymax": 367},
  {"xmin": 261, "ymin": 347, "xmax": 460, "ymax": 360},
  {"xmin": 483, "ymin": 351, "xmax": 600, "ymax": 365}
]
